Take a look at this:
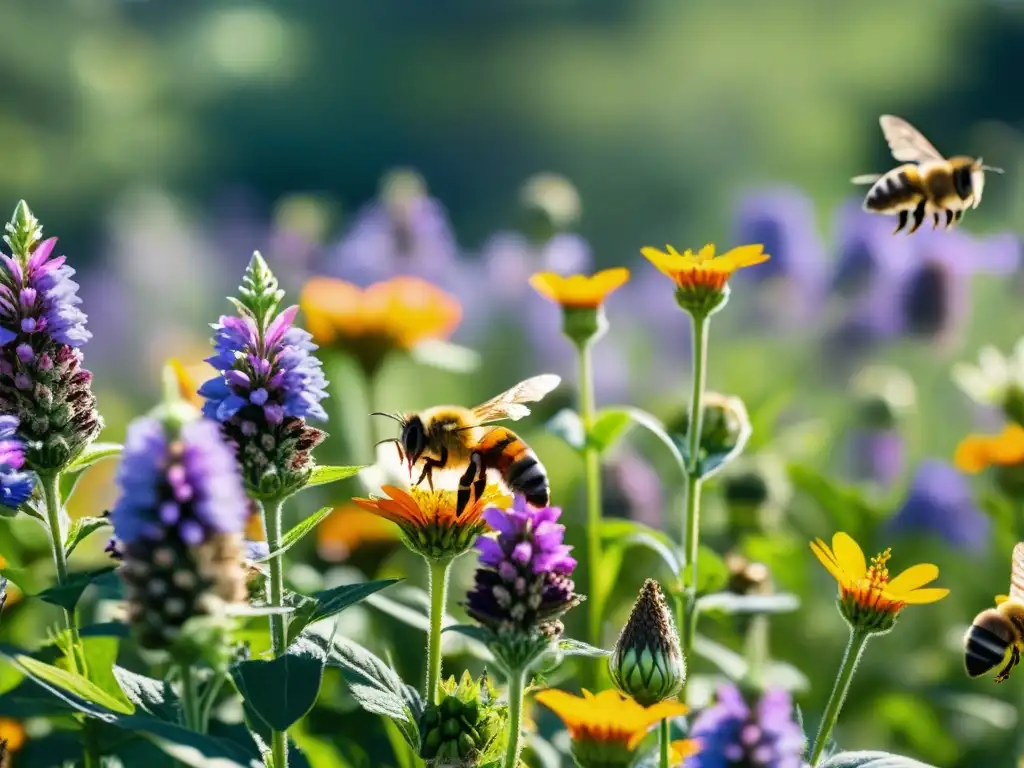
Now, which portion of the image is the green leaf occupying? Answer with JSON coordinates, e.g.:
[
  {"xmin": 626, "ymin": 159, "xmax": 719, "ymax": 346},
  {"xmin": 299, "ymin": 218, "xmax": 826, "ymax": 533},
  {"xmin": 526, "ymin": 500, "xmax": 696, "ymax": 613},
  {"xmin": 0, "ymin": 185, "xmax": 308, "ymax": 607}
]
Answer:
[
  {"xmin": 686, "ymin": 546, "xmax": 729, "ymax": 594},
  {"xmin": 546, "ymin": 408, "xmax": 585, "ymax": 451},
  {"xmin": 35, "ymin": 566, "xmax": 118, "ymax": 612},
  {"xmin": 306, "ymin": 465, "xmax": 364, "ymax": 489},
  {"xmin": 81, "ymin": 636, "xmax": 133, "ymax": 712},
  {"xmin": 598, "ymin": 519, "xmax": 683, "ymax": 578},
  {"xmin": 696, "ymin": 592, "xmax": 800, "ymax": 615},
  {"xmin": 283, "ymin": 593, "xmax": 319, "ymax": 645},
  {"xmin": 588, "ymin": 408, "xmax": 634, "ymax": 453},
  {"xmin": 64, "ymin": 516, "xmax": 111, "ymax": 559},
  {"xmin": 615, "ymin": 407, "xmax": 686, "ymax": 472},
  {"xmin": 285, "ymin": 579, "xmax": 400, "ymax": 643},
  {"xmin": 256, "ymin": 506, "xmax": 333, "ymax": 563},
  {"xmin": 134, "ymin": 719, "xmax": 262, "ymax": 767},
  {"xmin": 113, "ymin": 666, "xmax": 180, "ymax": 721},
  {"xmin": 231, "ymin": 635, "xmax": 327, "ymax": 732},
  {"xmin": 442, "ymin": 624, "xmax": 495, "ymax": 645},
  {"xmin": 557, "ymin": 638, "xmax": 609, "ymax": 657},
  {"xmin": 8, "ymin": 649, "xmax": 134, "ymax": 715},
  {"xmin": 82, "ymin": 622, "xmax": 131, "ymax": 638},
  {"xmin": 60, "ymin": 442, "xmax": 123, "ymax": 503},
  {"xmin": 327, "ymin": 635, "xmax": 422, "ymax": 749},
  {"xmin": 409, "ymin": 339, "xmax": 482, "ymax": 373},
  {"xmin": 820, "ymin": 752, "xmax": 938, "ymax": 768}
]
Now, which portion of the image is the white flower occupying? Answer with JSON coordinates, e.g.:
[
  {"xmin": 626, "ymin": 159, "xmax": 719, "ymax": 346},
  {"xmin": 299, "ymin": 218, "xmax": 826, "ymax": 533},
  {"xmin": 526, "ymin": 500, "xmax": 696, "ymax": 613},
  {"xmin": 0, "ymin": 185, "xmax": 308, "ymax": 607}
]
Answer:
[{"xmin": 953, "ymin": 338, "xmax": 1024, "ymax": 406}]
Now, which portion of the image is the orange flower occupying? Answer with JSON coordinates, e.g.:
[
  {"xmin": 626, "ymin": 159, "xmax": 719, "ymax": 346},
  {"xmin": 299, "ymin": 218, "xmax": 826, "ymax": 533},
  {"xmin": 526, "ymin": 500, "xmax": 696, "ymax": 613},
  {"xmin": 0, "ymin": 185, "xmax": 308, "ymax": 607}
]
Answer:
[
  {"xmin": 316, "ymin": 503, "xmax": 401, "ymax": 562},
  {"xmin": 0, "ymin": 717, "xmax": 25, "ymax": 756},
  {"xmin": 300, "ymin": 276, "xmax": 461, "ymax": 360},
  {"xmin": 955, "ymin": 423, "xmax": 1024, "ymax": 473},
  {"xmin": 535, "ymin": 689, "xmax": 688, "ymax": 766},
  {"xmin": 641, "ymin": 243, "xmax": 769, "ymax": 293},
  {"xmin": 164, "ymin": 358, "xmax": 215, "ymax": 410},
  {"xmin": 811, "ymin": 532, "xmax": 948, "ymax": 633},
  {"xmin": 529, "ymin": 268, "xmax": 630, "ymax": 309},
  {"xmin": 353, "ymin": 485, "xmax": 511, "ymax": 560},
  {"xmin": 670, "ymin": 739, "xmax": 701, "ymax": 765}
]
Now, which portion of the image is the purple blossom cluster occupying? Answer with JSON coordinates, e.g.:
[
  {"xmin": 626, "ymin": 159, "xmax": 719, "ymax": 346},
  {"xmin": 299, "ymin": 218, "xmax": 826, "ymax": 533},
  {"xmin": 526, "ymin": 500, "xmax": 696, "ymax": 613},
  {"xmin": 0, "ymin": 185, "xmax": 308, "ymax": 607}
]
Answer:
[
  {"xmin": 465, "ymin": 496, "xmax": 582, "ymax": 637},
  {"xmin": 686, "ymin": 684, "xmax": 806, "ymax": 768},
  {"xmin": 887, "ymin": 460, "xmax": 990, "ymax": 553},
  {"xmin": 0, "ymin": 415, "xmax": 33, "ymax": 510}
]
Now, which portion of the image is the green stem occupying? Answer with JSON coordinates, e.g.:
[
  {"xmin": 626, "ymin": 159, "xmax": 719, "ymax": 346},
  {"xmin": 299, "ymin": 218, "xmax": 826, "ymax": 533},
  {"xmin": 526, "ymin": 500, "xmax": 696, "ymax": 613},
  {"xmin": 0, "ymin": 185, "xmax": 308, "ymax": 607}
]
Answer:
[
  {"xmin": 679, "ymin": 312, "xmax": 709, "ymax": 700},
  {"xmin": 198, "ymin": 672, "xmax": 227, "ymax": 734},
  {"xmin": 577, "ymin": 339, "xmax": 603, "ymax": 650},
  {"xmin": 659, "ymin": 718, "xmax": 671, "ymax": 768},
  {"xmin": 502, "ymin": 668, "xmax": 526, "ymax": 768},
  {"xmin": 744, "ymin": 614, "xmax": 770, "ymax": 690},
  {"xmin": 808, "ymin": 630, "xmax": 871, "ymax": 766},
  {"xmin": 425, "ymin": 558, "xmax": 452, "ymax": 705},
  {"xmin": 260, "ymin": 496, "xmax": 289, "ymax": 768},
  {"xmin": 180, "ymin": 665, "xmax": 201, "ymax": 732},
  {"xmin": 39, "ymin": 471, "xmax": 86, "ymax": 674}
]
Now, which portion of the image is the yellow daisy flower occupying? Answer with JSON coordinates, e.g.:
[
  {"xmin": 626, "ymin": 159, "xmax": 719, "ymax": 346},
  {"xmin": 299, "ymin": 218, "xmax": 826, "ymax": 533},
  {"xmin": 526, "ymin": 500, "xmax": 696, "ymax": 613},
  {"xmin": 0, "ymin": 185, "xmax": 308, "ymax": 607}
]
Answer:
[
  {"xmin": 535, "ymin": 688, "xmax": 688, "ymax": 768},
  {"xmin": 641, "ymin": 243, "xmax": 769, "ymax": 316},
  {"xmin": 955, "ymin": 423, "xmax": 1024, "ymax": 473},
  {"xmin": 810, "ymin": 532, "xmax": 949, "ymax": 633},
  {"xmin": 353, "ymin": 484, "xmax": 511, "ymax": 561},
  {"xmin": 529, "ymin": 268, "xmax": 630, "ymax": 309},
  {"xmin": 670, "ymin": 739, "xmax": 701, "ymax": 765}
]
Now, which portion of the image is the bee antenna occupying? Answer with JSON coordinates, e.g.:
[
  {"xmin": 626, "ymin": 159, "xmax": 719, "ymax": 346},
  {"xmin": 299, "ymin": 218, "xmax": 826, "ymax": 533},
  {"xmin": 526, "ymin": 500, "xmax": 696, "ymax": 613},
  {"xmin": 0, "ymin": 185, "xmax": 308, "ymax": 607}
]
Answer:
[
  {"xmin": 983, "ymin": 165, "xmax": 1005, "ymax": 174},
  {"xmin": 369, "ymin": 412, "xmax": 404, "ymax": 423},
  {"xmin": 375, "ymin": 438, "xmax": 400, "ymax": 447}
]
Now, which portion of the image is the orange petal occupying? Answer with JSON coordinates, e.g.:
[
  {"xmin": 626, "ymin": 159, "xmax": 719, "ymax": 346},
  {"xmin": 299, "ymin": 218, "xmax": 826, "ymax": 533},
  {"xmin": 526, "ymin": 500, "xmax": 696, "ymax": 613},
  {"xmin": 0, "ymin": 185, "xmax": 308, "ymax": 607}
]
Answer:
[
  {"xmin": 886, "ymin": 563, "xmax": 939, "ymax": 595},
  {"xmin": 954, "ymin": 435, "xmax": 991, "ymax": 473}
]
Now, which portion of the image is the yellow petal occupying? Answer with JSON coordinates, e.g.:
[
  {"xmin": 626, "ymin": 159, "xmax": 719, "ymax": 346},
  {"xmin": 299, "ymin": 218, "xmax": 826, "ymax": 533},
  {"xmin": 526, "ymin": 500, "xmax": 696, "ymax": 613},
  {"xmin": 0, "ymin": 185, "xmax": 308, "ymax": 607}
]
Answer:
[
  {"xmin": 899, "ymin": 587, "xmax": 950, "ymax": 605},
  {"xmin": 810, "ymin": 539, "xmax": 846, "ymax": 584},
  {"xmin": 593, "ymin": 267, "xmax": 631, "ymax": 296},
  {"xmin": 954, "ymin": 435, "xmax": 991, "ymax": 473},
  {"xmin": 528, "ymin": 272, "xmax": 565, "ymax": 303},
  {"xmin": 886, "ymin": 563, "xmax": 939, "ymax": 596},
  {"xmin": 670, "ymin": 739, "xmax": 701, "ymax": 761},
  {"xmin": 989, "ymin": 424, "xmax": 1024, "ymax": 465},
  {"xmin": 722, "ymin": 243, "xmax": 770, "ymax": 268},
  {"xmin": 831, "ymin": 532, "xmax": 867, "ymax": 580}
]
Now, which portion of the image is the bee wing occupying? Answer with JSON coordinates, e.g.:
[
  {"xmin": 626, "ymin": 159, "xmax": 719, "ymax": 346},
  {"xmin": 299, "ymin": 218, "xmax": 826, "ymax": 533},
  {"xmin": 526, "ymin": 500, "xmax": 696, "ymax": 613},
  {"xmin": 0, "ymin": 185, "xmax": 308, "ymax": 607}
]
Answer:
[
  {"xmin": 851, "ymin": 174, "xmax": 883, "ymax": 185},
  {"xmin": 879, "ymin": 115, "xmax": 945, "ymax": 164},
  {"xmin": 1010, "ymin": 542, "xmax": 1024, "ymax": 602},
  {"xmin": 471, "ymin": 374, "xmax": 561, "ymax": 423}
]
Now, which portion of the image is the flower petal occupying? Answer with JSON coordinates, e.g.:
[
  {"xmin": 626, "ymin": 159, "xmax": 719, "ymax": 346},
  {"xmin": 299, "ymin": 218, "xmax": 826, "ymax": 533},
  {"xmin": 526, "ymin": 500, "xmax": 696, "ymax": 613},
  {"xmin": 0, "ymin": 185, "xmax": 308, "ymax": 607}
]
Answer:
[
  {"xmin": 810, "ymin": 539, "xmax": 846, "ymax": 584},
  {"xmin": 954, "ymin": 435, "xmax": 991, "ymax": 473},
  {"xmin": 886, "ymin": 563, "xmax": 939, "ymax": 595},
  {"xmin": 898, "ymin": 587, "xmax": 950, "ymax": 604},
  {"xmin": 723, "ymin": 243, "xmax": 769, "ymax": 268},
  {"xmin": 831, "ymin": 532, "xmax": 867, "ymax": 580},
  {"xmin": 528, "ymin": 272, "xmax": 565, "ymax": 303}
]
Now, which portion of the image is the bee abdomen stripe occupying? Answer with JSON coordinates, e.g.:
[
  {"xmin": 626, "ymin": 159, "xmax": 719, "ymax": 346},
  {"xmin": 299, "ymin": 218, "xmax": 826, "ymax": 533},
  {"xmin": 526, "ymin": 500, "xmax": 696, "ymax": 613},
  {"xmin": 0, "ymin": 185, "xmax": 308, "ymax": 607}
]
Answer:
[
  {"xmin": 507, "ymin": 456, "xmax": 546, "ymax": 489},
  {"xmin": 965, "ymin": 626, "xmax": 1009, "ymax": 676}
]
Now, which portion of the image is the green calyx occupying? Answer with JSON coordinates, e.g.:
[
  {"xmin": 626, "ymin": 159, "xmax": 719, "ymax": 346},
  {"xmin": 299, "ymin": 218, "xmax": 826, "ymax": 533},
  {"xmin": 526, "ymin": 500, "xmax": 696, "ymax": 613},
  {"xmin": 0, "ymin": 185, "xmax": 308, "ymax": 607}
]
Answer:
[
  {"xmin": 562, "ymin": 306, "xmax": 609, "ymax": 347},
  {"xmin": 570, "ymin": 738, "xmax": 637, "ymax": 768},
  {"xmin": 402, "ymin": 518, "xmax": 489, "ymax": 562},
  {"xmin": 674, "ymin": 282, "xmax": 729, "ymax": 318},
  {"xmin": 609, "ymin": 579, "xmax": 684, "ymax": 706},
  {"xmin": 839, "ymin": 594, "xmax": 898, "ymax": 635},
  {"xmin": 419, "ymin": 670, "xmax": 507, "ymax": 766}
]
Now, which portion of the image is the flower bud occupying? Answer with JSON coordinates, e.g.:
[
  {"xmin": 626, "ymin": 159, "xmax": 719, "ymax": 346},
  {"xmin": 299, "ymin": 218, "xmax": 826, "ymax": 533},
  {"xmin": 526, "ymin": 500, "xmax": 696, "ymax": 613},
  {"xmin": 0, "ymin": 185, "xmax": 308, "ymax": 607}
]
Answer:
[
  {"xmin": 668, "ymin": 392, "xmax": 751, "ymax": 477},
  {"xmin": 418, "ymin": 671, "xmax": 507, "ymax": 767},
  {"xmin": 609, "ymin": 579, "xmax": 684, "ymax": 706}
]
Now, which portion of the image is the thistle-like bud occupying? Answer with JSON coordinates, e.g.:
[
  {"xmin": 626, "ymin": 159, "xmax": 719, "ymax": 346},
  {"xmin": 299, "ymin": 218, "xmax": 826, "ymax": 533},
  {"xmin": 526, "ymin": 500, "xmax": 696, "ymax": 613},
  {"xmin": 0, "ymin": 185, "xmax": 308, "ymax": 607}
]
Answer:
[
  {"xmin": 609, "ymin": 579, "xmax": 685, "ymax": 706},
  {"xmin": 0, "ymin": 202, "xmax": 101, "ymax": 471},
  {"xmin": 669, "ymin": 392, "xmax": 751, "ymax": 478},
  {"xmin": 419, "ymin": 671, "xmax": 507, "ymax": 767},
  {"xmin": 199, "ymin": 252, "xmax": 328, "ymax": 500},
  {"xmin": 110, "ymin": 403, "xmax": 249, "ymax": 665}
]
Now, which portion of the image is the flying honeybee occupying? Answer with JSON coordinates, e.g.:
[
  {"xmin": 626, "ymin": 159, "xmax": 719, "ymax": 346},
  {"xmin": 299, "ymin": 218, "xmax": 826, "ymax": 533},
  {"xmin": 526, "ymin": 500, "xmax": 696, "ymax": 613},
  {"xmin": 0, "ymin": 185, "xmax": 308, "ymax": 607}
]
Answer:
[
  {"xmin": 964, "ymin": 542, "xmax": 1024, "ymax": 683},
  {"xmin": 373, "ymin": 374, "xmax": 561, "ymax": 516},
  {"xmin": 852, "ymin": 114, "xmax": 1003, "ymax": 235}
]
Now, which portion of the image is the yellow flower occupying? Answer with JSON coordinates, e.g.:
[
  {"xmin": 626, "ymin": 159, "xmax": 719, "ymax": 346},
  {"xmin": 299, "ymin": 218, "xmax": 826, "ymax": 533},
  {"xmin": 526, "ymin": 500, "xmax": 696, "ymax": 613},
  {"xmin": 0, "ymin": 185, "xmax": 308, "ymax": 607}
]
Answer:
[
  {"xmin": 529, "ymin": 268, "xmax": 630, "ymax": 309},
  {"xmin": 670, "ymin": 739, "xmax": 701, "ymax": 765},
  {"xmin": 535, "ymin": 689, "xmax": 688, "ymax": 768},
  {"xmin": 642, "ymin": 243, "xmax": 769, "ymax": 293},
  {"xmin": 316, "ymin": 503, "xmax": 401, "ymax": 562},
  {"xmin": 0, "ymin": 717, "xmax": 25, "ymax": 756},
  {"xmin": 810, "ymin": 532, "xmax": 949, "ymax": 633},
  {"xmin": 165, "ymin": 358, "xmax": 212, "ymax": 410},
  {"xmin": 353, "ymin": 484, "xmax": 511, "ymax": 561},
  {"xmin": 300, "ymin": 276, "xmax": 461, "ymax": 375},
  {"xmin": 955, "ymin": 424, "xmax": 1024, "ymax": 473}
]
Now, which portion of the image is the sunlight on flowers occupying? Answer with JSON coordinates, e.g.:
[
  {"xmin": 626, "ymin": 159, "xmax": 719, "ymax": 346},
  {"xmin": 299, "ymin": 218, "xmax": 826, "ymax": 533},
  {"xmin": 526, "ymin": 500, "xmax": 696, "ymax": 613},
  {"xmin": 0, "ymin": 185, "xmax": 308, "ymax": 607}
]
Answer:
[
  {"xmin": 811, "ymin": 531, "xmax": 948, "ymax": 633},
  {"xmin": 529, "ymin": 268, "xmax": 630, "ymax": 309}
]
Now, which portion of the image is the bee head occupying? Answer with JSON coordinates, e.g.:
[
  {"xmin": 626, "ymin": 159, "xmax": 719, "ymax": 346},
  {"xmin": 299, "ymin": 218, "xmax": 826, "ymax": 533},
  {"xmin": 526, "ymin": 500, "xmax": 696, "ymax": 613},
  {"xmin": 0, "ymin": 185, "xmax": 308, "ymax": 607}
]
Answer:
[
  {"xmin": 964, "ymin": 608, "xmax": 1016, "ymax": 678},
  {"xmin": 400, "ymin": 415, "xmax": 427, "ymax": 469}
]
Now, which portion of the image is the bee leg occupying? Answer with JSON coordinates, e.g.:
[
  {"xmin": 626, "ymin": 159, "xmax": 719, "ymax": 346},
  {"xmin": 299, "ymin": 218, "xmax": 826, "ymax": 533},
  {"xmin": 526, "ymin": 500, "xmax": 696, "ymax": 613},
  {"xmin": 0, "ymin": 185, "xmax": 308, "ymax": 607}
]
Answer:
[
  {"xmin": 908, "ymin": 200, "xmax": 926, "ymax": 234},
  {"xmin": 945, "ymin": 209, "xmax": 955, "ymax": 229},
  {"xmin": 995, "ymin": 645, "xmax": 1019, "ymax": 683},
  {"xmin": 893, "ymin": 210, "xmax": 909, "ymax": 234},
  {"xmin": 932, "ymin": 212, "xmax": 940, "ymax": 230},
  {"xmin": 953, "ymin": 209, "xmax": 964, "ymax": 227},
  {"xmin": 414, "ymin": 452, "xmax": 447, "ymax": 491},
  {"xmin": 456, "ymin": 453, "xmax": 484, "ymax": 518}
]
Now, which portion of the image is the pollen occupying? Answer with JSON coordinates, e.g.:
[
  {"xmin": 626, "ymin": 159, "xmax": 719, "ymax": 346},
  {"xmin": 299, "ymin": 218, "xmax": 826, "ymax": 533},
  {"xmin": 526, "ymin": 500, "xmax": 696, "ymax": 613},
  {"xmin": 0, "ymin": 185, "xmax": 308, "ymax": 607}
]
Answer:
[{"xmin": 867, "ymin": 549, "xmax": 892, "ymax": 587}]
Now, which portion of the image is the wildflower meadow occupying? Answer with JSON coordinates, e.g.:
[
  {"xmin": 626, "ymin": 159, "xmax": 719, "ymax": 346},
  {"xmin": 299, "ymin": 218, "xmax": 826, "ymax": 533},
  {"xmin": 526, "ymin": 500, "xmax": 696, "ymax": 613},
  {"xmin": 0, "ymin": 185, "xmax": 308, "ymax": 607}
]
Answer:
[{"xmin": 4, "ymin": 3, "xmax": 1024, "ymax": 768}]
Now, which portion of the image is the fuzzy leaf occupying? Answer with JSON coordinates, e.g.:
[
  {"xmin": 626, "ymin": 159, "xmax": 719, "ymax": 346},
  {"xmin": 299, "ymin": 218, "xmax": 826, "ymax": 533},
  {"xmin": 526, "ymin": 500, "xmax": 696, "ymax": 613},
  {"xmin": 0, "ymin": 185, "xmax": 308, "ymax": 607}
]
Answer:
[
  {"xmin": 557, "ymin": 638, "xmax": 610, "ymax": 657},
  {"xmin": 696, "ymin": 592, "xmax": 800, "ymax": 615},
  {"xmin": 820, "ymin": 752, "xmax": 938, "ymax": 768},
  {"xmin": 231, "ymin": 635, "xmax": 327, "ymax": 732},
  {"xmin": 35, "ymin": 566, "xmax": 118, "ymax": 612},
  {"xmin": 256, "ymin": 506, "xmax": 333, "ymax": 562},
  {"xmin": 60, "ymin": 443, "xmax": 123, "ymax": 503},
  {"xmin": 306, "ymin": 465, "xmax": 364, "ymax": 489},
  {"xmin": 11, "ymin": 651, "xmax": 134, "ymax": 715},
  {"xmin": 113, "ymin": 666, "xmax": 180, "ymax": 721},
  {"xmin": 64, "ymin": 516, "xmax": 111, "ymax": 559},
  {"xmin": 546, "ymin": 408, "xmax": 585, "ymax": 451},
  {"xmin": 442, "ymin": 624, "xmax": 495, "ymax": 645},
  {"xmin": 285, "ymin": 579, "xmax": 400, "ymax": 643}
]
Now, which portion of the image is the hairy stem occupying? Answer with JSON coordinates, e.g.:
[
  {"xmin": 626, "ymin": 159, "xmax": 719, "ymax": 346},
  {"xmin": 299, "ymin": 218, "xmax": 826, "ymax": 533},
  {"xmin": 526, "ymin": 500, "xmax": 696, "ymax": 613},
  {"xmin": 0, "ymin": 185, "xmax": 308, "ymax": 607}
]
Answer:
[
  {"xmin": 502, "ymin": 668, "xmax": 526, "ymax": 768},
  {"xmin": 808, "ymin": 630, "xmax": 871, "ymax": 766},
  {"xmin": 426, "ymin": 557, "xmax": 452, "ymax": 705},
  {"xmin": 578, "ymin": 339, "xmax": 603, "ymax": 651},
  {"xmin": 659, "ymin": 718, "xmax": 671, "ymax": 768},
  {"xmin": 39, "ymin": 471, "xmax": 86, "ymax": 673},
  {"xmin": 260, "ymin": 496, "xmax": 289, "ymax": 768}
]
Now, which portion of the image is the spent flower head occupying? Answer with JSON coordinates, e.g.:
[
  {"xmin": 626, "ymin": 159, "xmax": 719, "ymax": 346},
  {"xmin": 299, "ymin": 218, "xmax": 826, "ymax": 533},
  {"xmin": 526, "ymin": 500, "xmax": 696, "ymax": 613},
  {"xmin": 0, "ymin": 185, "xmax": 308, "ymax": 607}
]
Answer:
[
  {"xmin": 419, "ymin": 670, "xmax": 507, "ymax": 767},
  {"xmin": 686, "ymin": 683, "xmax": 804, "ymax": 768},
  {"xmin": 199, "ymin": 252, "xmax": 328, "ymax": 499},
  {"xmin": 641, "ymin": 243, "xmax": 770, "ymax": 317},
  {"xmin": 609, "ymin": 579, "xmax": 685, "ymax": 706},
  {"xmin": 0, "ymin": 202, "xmax": 101, "ymax": 470},
  {"xmin": 353, "ymin": 484, "xmax": 512, "ymax": 562},
  {"xmin": 810, "ymin": 531, "xmax": 948, "ymax": 634},
  {"xmin": 111, "ymin": 403, "xmax": 249, "ymax": 661},
  {"xmin": 535, "ymin": 688, "xmax": 690, "ymax": 768}
]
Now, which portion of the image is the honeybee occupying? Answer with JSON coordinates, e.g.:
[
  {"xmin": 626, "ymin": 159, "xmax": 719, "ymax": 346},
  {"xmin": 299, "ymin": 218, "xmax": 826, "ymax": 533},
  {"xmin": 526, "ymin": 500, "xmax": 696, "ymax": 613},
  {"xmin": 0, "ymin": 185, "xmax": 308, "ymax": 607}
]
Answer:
[
  {"xmin": 964, "ymin": 542, "xmax": 1024, "ymax": 683},
  {"xmin": 852, "ymin": 114, "xmax": 1003, "ymax": 235},
  {"xmin": 373, "ymin": 374, "xmax": 561, "ymax": 516}
]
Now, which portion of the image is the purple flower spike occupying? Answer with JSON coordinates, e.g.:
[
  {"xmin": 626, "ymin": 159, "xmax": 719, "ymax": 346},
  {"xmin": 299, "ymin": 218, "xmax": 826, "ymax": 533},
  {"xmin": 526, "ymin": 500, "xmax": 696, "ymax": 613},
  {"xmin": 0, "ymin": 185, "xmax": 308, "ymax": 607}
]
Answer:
[
  {"xmin": 686, "ymin": 684, "xmax": 805, "ymax": 768},
  {"xmin": 465, "ymin": 496, "xmax": 583, "ymax": 638},
  {"xmin": 0, "ymin": 415, "xmax": 33, "ymax": 510}
]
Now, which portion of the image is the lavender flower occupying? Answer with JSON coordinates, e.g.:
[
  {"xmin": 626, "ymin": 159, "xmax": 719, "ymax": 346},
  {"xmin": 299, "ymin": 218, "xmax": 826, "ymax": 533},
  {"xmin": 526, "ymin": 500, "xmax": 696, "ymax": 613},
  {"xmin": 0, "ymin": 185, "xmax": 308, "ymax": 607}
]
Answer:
[
  {"xmin": 111, "ymin": 413, "xmax": 249, "ymax": 650},
  {"xmin": 887, "ymin": 460, "xmax": 990, "ymax": 553},
  {"xmin": 465, "ymin": 496, "xmax": 583, "ymax": 639},
  {"xmin": 0, "ymin": 415, "xmax": 33, "ymax": 510},
  {"xmin": 199, "ymin": 252, "xmax": 327, "ymax": 498},
  {"xmin": 686, "ymin": 684, "xmax": 805, "ymax": 768},
  {"xmin": 733, "ymin": 187, "xmax": 826, "ymax": 287},
  {"xmin": 0, "ymin": 202, "xmax": 101, "ymax": 470}
]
